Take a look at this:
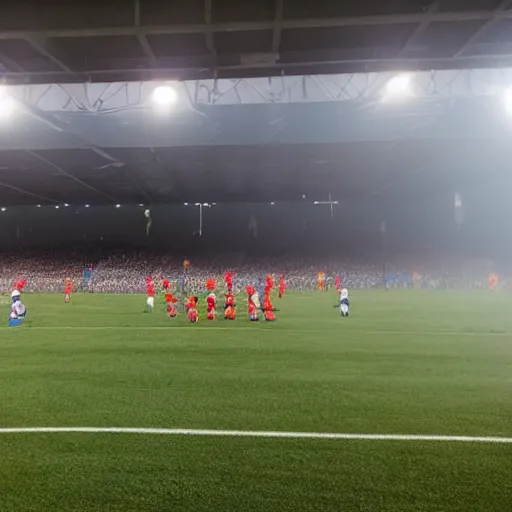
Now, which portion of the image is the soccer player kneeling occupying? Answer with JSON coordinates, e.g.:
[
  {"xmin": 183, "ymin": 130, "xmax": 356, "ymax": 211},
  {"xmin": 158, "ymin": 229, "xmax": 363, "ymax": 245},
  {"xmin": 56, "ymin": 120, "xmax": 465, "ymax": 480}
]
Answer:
[{"xmin": 9, "ymin": 290, "xmax": 27, "ymax": 327}]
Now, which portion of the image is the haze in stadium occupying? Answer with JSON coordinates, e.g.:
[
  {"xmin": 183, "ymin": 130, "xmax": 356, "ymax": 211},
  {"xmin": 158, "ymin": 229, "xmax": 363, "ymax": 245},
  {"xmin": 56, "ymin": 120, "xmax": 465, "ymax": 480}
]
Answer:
[{"xmin": 0, "ymin": 1, "xmax": 511, "ymax": 511}]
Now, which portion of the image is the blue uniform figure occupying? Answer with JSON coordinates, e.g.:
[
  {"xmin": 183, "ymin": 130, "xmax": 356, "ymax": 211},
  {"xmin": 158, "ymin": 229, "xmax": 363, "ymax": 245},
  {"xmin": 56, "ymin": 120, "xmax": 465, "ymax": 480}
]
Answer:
[{"xmin": 9, "ymin": 290, "xmax": 26, "ymax": 327}]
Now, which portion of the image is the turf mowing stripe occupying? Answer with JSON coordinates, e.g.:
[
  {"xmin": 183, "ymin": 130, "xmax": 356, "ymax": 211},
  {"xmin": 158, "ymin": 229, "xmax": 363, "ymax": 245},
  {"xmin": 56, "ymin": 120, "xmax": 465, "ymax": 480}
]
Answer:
[
  {"xmin": 0, "ymin": 326, "xmax": 510, "ymax": 336},
  {"xmin": 0, "ymin": 428, "xmax": 510, "ymax": 443}
]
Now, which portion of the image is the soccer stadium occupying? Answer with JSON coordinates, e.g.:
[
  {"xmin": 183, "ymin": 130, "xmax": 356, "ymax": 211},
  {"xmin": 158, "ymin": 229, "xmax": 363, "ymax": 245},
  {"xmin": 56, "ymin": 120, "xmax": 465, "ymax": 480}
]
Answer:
[{"xmin": 0, "ymin": 1, "xmax": 511, "ymax": 511}]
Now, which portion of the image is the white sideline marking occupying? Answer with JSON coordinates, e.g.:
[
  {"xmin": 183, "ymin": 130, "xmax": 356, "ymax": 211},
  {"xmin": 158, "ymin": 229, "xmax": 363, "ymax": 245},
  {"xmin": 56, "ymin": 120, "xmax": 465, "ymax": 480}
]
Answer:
[
  {"xmin": 0, "ymin": 428, "xmax": 510, "ymax": 443},
  {"xmin": 0, "ymin": 326, "xmax": 509, "ymax": 336}
]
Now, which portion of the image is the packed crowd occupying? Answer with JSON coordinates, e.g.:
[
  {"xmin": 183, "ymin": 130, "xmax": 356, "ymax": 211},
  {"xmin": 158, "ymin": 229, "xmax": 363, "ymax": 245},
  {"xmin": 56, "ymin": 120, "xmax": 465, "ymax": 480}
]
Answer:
[{"xmin": 0, "ymin": 249, "xmax": 503, "ymax": 294}]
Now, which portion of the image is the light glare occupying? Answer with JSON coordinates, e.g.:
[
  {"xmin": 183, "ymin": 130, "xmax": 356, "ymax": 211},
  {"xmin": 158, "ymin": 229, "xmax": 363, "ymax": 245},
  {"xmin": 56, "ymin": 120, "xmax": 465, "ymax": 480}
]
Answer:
[
  {"xmin": 383, "ymin": 74, "xmax": 413, "ymax": 102},
  {"xmin": 0, "ymin": 93, "xmax": 16, "ymax": 120},
  {"xmin": 152, "ymin": 85, "xmax": 177, "ymax": 107}
]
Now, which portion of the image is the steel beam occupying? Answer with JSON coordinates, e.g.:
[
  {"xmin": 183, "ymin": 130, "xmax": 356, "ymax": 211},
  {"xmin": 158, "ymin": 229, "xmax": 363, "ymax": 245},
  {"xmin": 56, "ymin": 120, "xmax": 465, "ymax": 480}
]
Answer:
[
  {"xmin": 0, "ymin": 179, "xmax": 59, "ymax": 204},
  {"xmin": 26, "ymin": 150, "xmax": 118, "ymax": 203},
  {"xmin": 455, "ymin": 0, "xmax": 512, "ymax": 57},
  {"xmin": 0, "ymin": 53, "xmax": 25, "ymax": 72},
  {"xmin": 272, "ymin": 0, "xmax": 284, "ymax": 54},
  {"xmin": 204, "ymin": 0, "xmax": 216, "ymax": 60},
  {"xmin": 24, "ymin": 36, "xmax": 72, "ymax": 72},
  {"xmin": 134, "ymin": 0, "xmax": 156, "ymax": 66},
  {"xmin": 397, "ymin": 1, "xmax": 439, "ymax": 56},
  {"xmin": 4, "ymin": 50, "xmax": 511, "ymax": 78},
  {"xmin": 0, "ymin": 10, "xmax": 512, "ymax": 40}
]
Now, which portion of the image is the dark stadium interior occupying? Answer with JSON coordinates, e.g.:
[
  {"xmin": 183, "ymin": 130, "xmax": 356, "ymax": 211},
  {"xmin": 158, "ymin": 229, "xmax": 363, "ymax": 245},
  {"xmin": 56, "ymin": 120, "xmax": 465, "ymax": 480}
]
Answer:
[
  {"xmin": 1, "ymin": 0, "xmax": 512, "ymax": 84},
  {"xmin": 0, "ymin": 0, "xmax": 511, "ymax": 259}
]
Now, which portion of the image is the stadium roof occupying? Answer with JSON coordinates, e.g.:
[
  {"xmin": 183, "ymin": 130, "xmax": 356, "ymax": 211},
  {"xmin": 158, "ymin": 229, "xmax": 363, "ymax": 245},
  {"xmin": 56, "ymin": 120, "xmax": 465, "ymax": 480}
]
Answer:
[
  {"xmin": 2, "ymin": 0, "xmax": 512, "ymax": 84},
  {"xmin": 0, "ymin": 67, "xmax": 512, "ymax": 207}
]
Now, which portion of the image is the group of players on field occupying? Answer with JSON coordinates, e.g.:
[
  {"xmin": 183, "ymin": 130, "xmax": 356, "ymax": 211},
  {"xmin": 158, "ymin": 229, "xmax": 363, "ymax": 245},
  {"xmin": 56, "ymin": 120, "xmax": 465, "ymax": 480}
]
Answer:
[{"xmin": 7, "ymin": 271, "xmax": 350, "ymax": 327}]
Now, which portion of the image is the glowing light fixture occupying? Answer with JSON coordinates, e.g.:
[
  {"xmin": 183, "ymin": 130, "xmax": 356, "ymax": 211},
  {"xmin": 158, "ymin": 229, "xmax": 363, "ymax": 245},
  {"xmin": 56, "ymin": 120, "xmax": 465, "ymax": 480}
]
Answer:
[
  {"xmin": 0, "ymin": 87, "xmax": 16, "ymax": 120},
  {"xmin": 152, "ymin": 85, "xmax": 177, "ymax": 107},
  {"xmin": 383, "ymin": 74, "xmax": 412, "ymax": 101}
]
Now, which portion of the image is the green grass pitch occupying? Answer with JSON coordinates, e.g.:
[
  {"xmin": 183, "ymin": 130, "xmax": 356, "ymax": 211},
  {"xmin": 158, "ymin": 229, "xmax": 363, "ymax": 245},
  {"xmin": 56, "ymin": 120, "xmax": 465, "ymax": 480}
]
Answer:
[{"xmin": 0, "ymin": 291, "xmax": 510, "ymax": 511}]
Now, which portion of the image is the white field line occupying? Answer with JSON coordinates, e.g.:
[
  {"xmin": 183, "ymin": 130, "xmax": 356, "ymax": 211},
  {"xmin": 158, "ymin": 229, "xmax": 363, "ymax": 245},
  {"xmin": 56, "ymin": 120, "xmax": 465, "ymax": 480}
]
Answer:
[
  {"xmin": 0, "ymin": 427, "xmax": 510, "ymax": 443},
  {"xmin": 0, "ymin": 325, "xmax": 510, "ymax": 336}
]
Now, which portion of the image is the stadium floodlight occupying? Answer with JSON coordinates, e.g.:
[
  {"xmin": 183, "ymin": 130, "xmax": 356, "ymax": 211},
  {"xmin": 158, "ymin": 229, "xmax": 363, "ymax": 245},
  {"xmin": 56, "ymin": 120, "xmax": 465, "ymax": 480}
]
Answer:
[
  {"xmin": 55, "ymin": 205, "xmax": 60, "ymax": 209},
  {"xmin": 270, "ymin": 202, "xmax": 275, "ymax": 205},
  {"xmin": 152, "ymin": 85, "xmax": 177, "ymax": 108},
  {"xmin": 383, "ymin": 74, "xmax": 412, "ymax": 101},
  {"xmin": 115, "ymin": 204, "xmax": 121, "ymax": 208},
  {"xmin": 503, "ymin": 87, "xmax": 512, "ymax": 115},
  {"xmin": 37, "ymin": 204, "xmax": 41, "ymax": 208},
  {"xmin": 85, "ymin": 204, "xmax": 90, "ymax": 208},
  {"xmin": 314, "ymin": 201, "xmax": 319, "ymax": 205},
  {"xmin": 64, "ymin": 203, "xmax": 69, "ymax": 207},
  {"xmin": 183, "ymin": 202, "xmax": 188, "ymax": 206},
  {"xmin": 138, "ymin": 203, "xmax": 144, "ymax": 207},
  {"xmin": 1, "ymin": 207, "xmax": 5, "ymax": 212},
  {"xmin": 0, "ymin": 87, "xmax": 16, "ymax": 120}
]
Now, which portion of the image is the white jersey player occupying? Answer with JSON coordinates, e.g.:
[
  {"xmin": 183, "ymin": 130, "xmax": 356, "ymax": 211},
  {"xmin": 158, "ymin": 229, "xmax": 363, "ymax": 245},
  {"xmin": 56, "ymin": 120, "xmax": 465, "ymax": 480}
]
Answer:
[
  {"xmin": 10, "ymin": 290, "xmax": 27, "ymax": 319},
  {"xmin": 339, "ymin": 288, "xmax": 349, "ymax": 317}
]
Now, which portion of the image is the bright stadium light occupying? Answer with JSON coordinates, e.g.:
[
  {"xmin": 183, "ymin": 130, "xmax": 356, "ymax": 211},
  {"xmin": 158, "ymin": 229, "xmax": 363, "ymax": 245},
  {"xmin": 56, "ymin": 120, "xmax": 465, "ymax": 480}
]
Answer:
[
  {"xmin": 115, "ymin": 204, "xmax": 121, "ymax": 208},
  {"xmin": 184, "ymin": 202, "xmax": 188, "ymax": 206},
  {"xmin": 152, "ymin": 85, "xmax": 177, "ymax": 108},
  {"xmin": 64, "ymin": 203, "xmax": 69, "ymax": 207},
  {"xmin": 383, "ymin": 74, "xmax": 412, "ymax": 102},
  {"xmin": 0, "ymin": 87, "xmax": 16, "ymax": 120},
  {"xmin": 1, "ymin": 207, "xmax": 5, "ymax": 212},
  {"xmin": 37, "ymin": 204, "xmax": 41, "ymax": 208},
  {"xmin": 55, "ymin": 205, "xmax": 60, "ymax": 209},
  {"xmin": 85, "ymin": 204, "xmax": 90, "ymax": 208}
]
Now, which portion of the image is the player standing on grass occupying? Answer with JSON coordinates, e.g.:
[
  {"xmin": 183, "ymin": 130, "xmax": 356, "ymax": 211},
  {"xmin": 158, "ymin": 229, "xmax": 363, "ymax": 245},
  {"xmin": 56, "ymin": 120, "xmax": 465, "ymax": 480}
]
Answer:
[
  {"xmin": 339, "ymin": 288, "xmax": 350, "ymax": 317},
  {"xmin": 64, "ymin": 278, "xmax": 73, "ymax": 303},
  {"xmin": 146, "ymin": 276, "xmax": 155, "ymax": 312}
]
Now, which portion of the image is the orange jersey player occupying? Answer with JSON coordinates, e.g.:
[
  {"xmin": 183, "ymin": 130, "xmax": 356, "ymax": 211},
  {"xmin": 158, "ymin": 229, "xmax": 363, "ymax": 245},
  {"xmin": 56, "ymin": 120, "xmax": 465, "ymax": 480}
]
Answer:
[
  {"xmin": 278, "ymin": 274, "xmax": 285, "ymax": 299},
  {"xmin": 224, "ymin": 305, "xmax": 236, "ymax": 320},
  {"xmin": 489, "ymin": 273, "xmax": 499, "ymax": 291},
  {"xmin": 335, "ymin": 275, "xmax": 341, "ymax": 294},
  {"xmin": 185, "ymin": 296, "xmax": 198, "ymax": 313},
  {"xmin": 64, "ymin": 278, "xmax": 73, "ymax": 303},
  {"xmin": 318, "ymin": 272, "xmax": 325, "ymax": 291},
  {"xmin": 263, "ymin": 292, "xmax": 275, "ymax": 322}
]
